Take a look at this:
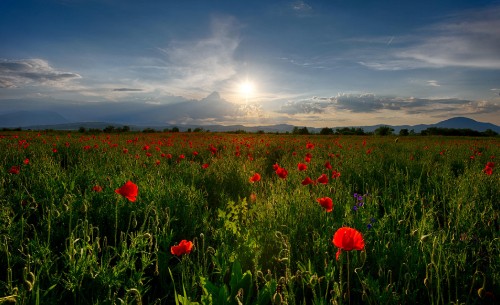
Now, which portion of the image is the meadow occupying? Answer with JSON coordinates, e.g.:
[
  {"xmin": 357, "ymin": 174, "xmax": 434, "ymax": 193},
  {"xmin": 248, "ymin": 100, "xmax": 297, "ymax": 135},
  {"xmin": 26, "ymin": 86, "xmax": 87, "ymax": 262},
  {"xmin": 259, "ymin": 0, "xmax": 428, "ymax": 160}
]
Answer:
[{"xmin": 0, "ymin": 131, "xmax": 498, "ymax": 304}]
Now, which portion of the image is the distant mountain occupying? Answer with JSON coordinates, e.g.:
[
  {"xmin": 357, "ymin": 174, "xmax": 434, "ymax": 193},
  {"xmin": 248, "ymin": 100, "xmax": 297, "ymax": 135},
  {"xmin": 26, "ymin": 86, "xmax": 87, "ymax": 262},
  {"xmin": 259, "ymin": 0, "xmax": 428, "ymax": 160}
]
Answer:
[
  {"xmin": 1, "ymin": 106, "xmax": 498, "ymax": 135},
  {"xmin": 0, "ymin": 110, "xmax": 69, "ymax": 127},
  {"xmin": 434, "ymin": 117, "xmax": 499, "ymax": 132}
]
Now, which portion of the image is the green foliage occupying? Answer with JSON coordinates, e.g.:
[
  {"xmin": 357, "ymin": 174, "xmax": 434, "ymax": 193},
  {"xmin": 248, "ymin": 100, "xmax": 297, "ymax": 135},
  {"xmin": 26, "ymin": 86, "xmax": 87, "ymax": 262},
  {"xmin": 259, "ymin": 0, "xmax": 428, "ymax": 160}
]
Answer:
[{"xmin": 0, "ymin": 132, "xmax": 498, "ymax": 304}]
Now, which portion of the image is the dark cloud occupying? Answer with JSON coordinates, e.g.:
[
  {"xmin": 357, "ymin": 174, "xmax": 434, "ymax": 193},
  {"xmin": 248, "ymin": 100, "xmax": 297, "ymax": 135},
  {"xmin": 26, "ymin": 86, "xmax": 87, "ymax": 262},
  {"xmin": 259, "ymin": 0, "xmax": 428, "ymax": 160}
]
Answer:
[{"xmin": 0, "ymin": 59, "xmax": 81, "ymax": 88}]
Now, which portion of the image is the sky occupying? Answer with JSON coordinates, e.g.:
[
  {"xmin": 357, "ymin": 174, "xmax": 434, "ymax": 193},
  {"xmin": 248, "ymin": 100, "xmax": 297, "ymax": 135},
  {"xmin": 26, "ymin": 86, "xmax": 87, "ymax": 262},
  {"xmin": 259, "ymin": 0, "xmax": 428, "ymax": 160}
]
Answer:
[{"xmin": 1, "ymin": 0, "xmax": 499, "ymax": 127}]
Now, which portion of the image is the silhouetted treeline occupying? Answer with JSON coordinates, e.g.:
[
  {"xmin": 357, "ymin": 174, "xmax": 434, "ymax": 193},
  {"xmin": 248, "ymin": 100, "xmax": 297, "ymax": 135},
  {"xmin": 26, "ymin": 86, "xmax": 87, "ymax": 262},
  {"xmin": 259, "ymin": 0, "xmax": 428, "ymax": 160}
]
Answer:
[{"xmin": 420, "ymin": 127, "xmax": 498, "ymax": 137}]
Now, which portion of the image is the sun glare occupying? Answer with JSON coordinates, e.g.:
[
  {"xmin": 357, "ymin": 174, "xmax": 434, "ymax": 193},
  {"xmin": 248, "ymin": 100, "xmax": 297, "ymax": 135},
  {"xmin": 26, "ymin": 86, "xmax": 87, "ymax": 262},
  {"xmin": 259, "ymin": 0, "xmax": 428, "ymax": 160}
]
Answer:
[{"xmin": 239, "ymin": 81, "xmax": 255, "ymax": 98}]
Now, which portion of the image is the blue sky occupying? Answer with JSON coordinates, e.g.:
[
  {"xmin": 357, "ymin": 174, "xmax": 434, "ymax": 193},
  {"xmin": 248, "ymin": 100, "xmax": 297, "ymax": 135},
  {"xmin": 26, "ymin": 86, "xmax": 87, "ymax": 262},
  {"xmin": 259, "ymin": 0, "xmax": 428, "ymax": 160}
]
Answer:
[{"xmin": 1, "ymin": 0, "xmax": 499, "ymax": 127}]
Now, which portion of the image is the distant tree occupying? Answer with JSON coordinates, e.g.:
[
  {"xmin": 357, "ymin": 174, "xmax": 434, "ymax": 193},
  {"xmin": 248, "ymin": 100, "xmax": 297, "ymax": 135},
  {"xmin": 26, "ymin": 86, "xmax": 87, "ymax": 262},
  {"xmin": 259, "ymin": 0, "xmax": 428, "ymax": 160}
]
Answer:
[
  {"xmin": 171, "ymin": 127, "xmax": 180, "ymax": 133},
  {"xmin": 257, "ymin": 130, "xmax": 265, "ymax": 134},
  {"xmin": 399, "ymin": 128, "xmax": 409, "ymax": 136},
  {"xmin": 121, "ymin": 125, "xmax": 130, "ymax": 132},
  {"xmin": 193, "ymin": 127, "xmax": 204, "ymax": 132},
  {"xmin": 292, "ymin": 127, "xmax": 309, "ymax": 135},
  {"xmin": 103, "ymin": 125, "xmax": 115, "ymax": 133},
  {"xmin": 482, "ymin": 129, "xmax": 498, "ymax": 137},
  {"xmin": 374, "ymin": 126, "xmax": 394, "ymax": 136},
  {"xmin": 78, "ymin": 126, "xmax": 86, "ymax": 133},
  {"xmin": 320, "ymin": 127, "xmax": 334, "ymax": 135},
  {"xmin": 409, "ymin": 129, "xmax": 416, "ymax": 135}
]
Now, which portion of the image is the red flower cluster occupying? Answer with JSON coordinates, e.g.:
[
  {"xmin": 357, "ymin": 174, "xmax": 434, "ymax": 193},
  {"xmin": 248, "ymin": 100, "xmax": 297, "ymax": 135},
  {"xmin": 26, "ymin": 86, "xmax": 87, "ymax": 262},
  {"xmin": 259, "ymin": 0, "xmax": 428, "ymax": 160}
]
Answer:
[
  {"xmin": 332, "ymin": 227, "xmax": 365, "ymax": 260},
  {"xmin": 8, "ymin": 165, "xmax": 20, "ymax": 175},
  {"xmin": 171, "ymin": 240, "xmax": 193, "ymax": 256},
  {"xmin": 274, "ymin": 164, "xmax": 288, "ymax": 179},
  {"xmin": 483, "ymin": 162, "xmax": 495, "ymax": 175},
  {"xmin": 115, "ymin": 181, "xmax": 138, "ymax": 202}
]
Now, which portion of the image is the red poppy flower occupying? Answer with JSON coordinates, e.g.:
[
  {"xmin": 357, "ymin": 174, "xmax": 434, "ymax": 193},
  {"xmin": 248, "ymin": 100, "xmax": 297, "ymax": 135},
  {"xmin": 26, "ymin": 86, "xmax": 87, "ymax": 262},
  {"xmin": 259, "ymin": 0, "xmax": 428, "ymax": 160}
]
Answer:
[
  {"xmin": 331, "ymin": 170, "xmax": 341, "ymax": 179},
  {"xmin": 486, "ymin": 162, "xmax": 495, "ymax": 168},
  {"xmin": 202, "ymin": 163, "xmax": 210, "ymax": 169},
  {"xmin": 275, "ymin": 167, "xmax": 288, "ymax": 179},
  {"xmin": 8, "ymin": 165, "xmax": 20, "ymax": 174},
  {"xmin": 170, "ymin": 240, "xmax": 193, "ymax": 256},
  {"xmin": 317, "ymin": 197, "xmax": 333, "ymax": 212},
  {"xmin": 324, "ymin": 161, "xmax": 332, "ymax": 170},
  {"xmin": 483, "ymin": 166, "xmax": 493, "ymax": 175},
  {"xmin": 317, "ymin": 174, "xmax": 328, "ymax": 184},
  {"xmin": 273, "ymin": 163, "xmax": 280, "ymax": 171},
  {"xmin": 301, "ymin": 177, "xmax": 316, "ymax": 185},
  {"xmin": 23, "ymin": 158, "xmax": 29, "ymax": 165},
  {"xmin": 115, "ymin": 181, "xmax": 138, "ymax": 202},
  {"xmin": 306, "ymin": 142, "xmax": 315, "ymax": 149},
  {"xmin": 304, "ymin": 157, "xmax": 311, "ymax": 163},
  {"xmin": 297, "ymin": 163, "xmax": 307, "ymax": 171},
  {"xmin": 332, "ymin": 227, "xmax": 365, "ymax": 260},
  {"xmin": 92, "ymin": 185, "xmax": 103, "ymax": 192},
  {"xmin": 249, "ymin": 173, "xmax": 261, "ymax": 183}
]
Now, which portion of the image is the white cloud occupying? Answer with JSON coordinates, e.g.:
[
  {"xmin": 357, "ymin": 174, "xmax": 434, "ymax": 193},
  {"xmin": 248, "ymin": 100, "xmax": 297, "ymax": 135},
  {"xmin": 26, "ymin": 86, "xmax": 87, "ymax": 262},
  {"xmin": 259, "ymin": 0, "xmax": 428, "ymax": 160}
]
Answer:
[
  {"xmin": 426, "ymin": 80, "xmax": 440, "ymax": 87},
  {"xmin": 277, "ymin": 93, "xmax": 500, "ymax": 118},
  {"xmin": 0, "ymin": 59, "xmax": 81, "ymax": 88},
  {"xmin": 159, "ymin": 16, "xmax": 240, "ymax": 96},
  {"xmin": 360, "ymin": 5, "xmax": 500, "ymax": 70}
]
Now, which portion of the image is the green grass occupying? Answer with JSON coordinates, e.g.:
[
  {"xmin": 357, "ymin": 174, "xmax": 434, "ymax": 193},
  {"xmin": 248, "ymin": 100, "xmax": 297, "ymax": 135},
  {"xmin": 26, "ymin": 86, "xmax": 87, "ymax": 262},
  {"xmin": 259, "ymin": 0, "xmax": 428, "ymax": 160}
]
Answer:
[{"xmin": 0, "ymin": 131, "xmax": 498, "ymax": 304}]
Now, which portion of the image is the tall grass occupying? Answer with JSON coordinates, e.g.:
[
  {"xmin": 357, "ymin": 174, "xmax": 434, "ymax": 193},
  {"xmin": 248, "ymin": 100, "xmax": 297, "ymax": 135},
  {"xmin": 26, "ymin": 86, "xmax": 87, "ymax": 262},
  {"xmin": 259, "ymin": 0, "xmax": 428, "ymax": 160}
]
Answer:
[{"xmin": 0, "ymin": 131, "xmax": 498, "ymax": 304}]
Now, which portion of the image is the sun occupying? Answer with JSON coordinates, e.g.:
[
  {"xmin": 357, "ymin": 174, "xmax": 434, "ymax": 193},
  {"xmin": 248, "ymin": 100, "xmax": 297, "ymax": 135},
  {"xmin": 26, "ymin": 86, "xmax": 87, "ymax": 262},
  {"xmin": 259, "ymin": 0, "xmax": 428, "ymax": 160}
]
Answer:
[{"xmin": 239, "ymin": 80, "xmax": 255, "ymax": 98}]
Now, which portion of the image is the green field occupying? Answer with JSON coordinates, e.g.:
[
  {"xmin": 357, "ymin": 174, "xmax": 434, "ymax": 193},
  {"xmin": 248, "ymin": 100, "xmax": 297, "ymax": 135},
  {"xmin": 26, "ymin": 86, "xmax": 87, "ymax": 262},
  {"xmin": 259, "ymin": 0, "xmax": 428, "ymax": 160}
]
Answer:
[{"xmin": 1, "ymin": 131, "xmax": 498, "ymax": 304}]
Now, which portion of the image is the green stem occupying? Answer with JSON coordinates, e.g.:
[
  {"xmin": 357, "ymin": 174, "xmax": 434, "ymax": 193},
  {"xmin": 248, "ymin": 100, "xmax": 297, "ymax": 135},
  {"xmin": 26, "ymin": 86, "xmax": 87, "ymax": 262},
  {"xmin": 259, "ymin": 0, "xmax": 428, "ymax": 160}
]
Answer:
[{"xmin": 347, "ymin": 251, "xmax": 351, "ymax": 305}]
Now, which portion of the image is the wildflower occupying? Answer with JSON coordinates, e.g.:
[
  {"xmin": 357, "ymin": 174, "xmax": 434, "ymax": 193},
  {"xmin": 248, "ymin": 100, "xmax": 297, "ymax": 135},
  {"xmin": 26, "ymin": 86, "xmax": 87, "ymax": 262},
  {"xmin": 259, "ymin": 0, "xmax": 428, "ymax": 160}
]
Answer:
[
  {"xmin": 92, "ymin": 185, "xmax": 103, "ymax": 192},
  {"xmin": 301, "ymin": 177, "xmax": 315, "ymax": 185},
  {"xmin": 306, "ymin": 142, "xmax": 314, "ymax": 149},
  {"xmin": 331, "ymin": 170, "xmax": 341, "ymax": 179},
  {"xmin": 115, "ymin": 181, "xmax": 138, "ymax": 202},
  {"xmin": 317, "ymin": 197, "xmax": 333, "ymax": 212},
  {"xmin": 8, "ymin": 165, "xmax": 20, "ymax": 174},
  {"xmin": 332, "ymin": 227, "xmax": 365, "ymax": 260},
  {"xmin": 483, "ymin": 162, "xmax": 495, "ymax": 175},
  {"xmin": 275, "ymin": 167, "xmax": 288, "ymax": 179},
  {"xmin": 317, "ymin": 174, "xmax": 328, "ymax": 184},
  {"xmin": 202, "ymin": 163, "xmax": 210, "ymax": 169},
  {"xmin": 171, "ymin": 240, "xmax": 193, "ymax": 256},
  {"xmin": 249, "ymin": 173, "xmax": 261, "ymax": 183},
  {"xmin": 297, "ymin": 163, "xmax": 307, "ymax": 171},
  {"xmin": 23, "ymin": 158, "xmax": 29, "ymax": 165},
  {"xmin": 324, "ymin": 161, "xmax": 332, "ymax": 170}
]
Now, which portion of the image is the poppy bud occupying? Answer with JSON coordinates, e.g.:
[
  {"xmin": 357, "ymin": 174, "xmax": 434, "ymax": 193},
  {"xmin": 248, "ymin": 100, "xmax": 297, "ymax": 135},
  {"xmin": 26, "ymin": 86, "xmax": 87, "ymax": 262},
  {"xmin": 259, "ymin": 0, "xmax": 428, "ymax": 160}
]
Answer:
[{"xmin": 478, "ymin": 288, "xmax": 485, "ymax": 298}]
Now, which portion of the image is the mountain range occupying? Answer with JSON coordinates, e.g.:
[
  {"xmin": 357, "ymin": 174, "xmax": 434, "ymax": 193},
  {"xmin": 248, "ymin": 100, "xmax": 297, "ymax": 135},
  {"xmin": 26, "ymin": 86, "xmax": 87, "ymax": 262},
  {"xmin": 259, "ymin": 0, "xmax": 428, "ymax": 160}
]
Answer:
[
  {"xmin": 0, "ymin": 110, "xmax": 498, "ymax": 134},
  {"xmin": 1, "ymin": 92, "xmax": 499, "ymax": 133}
]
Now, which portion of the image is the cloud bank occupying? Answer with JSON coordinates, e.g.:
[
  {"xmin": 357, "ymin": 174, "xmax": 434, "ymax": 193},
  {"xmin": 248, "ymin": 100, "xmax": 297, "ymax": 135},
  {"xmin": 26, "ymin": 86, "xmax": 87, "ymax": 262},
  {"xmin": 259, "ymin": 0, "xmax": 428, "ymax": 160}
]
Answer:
[
  {"xmin": 359, "ymin": 6, "xmax": 500, "ymax": 70},
  {"xmin": 278, "ymin": 94, "xmax": 500, "ymax": 117},
  {"xmin": 0, "ymin": 59, "xmax": 81, "ymax": 88}
]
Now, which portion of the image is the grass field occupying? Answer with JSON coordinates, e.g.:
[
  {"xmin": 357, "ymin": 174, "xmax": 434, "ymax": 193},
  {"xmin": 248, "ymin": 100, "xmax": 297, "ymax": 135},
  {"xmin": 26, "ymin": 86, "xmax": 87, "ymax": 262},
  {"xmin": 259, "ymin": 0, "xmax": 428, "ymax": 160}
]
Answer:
[{"xmin": 1, "ymin": 131, "xmax": 498, "ymax": 304}]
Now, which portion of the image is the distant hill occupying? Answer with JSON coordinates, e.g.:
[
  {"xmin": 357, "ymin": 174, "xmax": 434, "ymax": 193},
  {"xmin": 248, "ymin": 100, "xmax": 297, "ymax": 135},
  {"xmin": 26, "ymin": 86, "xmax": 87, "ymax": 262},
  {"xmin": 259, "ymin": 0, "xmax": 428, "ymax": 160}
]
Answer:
[
  {"xmin": 0, "ymin": 111, "xmax": 69, "ymax": 127},
  {"xmin": 1, "ymin": 111, "xmax": 498, "ymax": 134}
]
